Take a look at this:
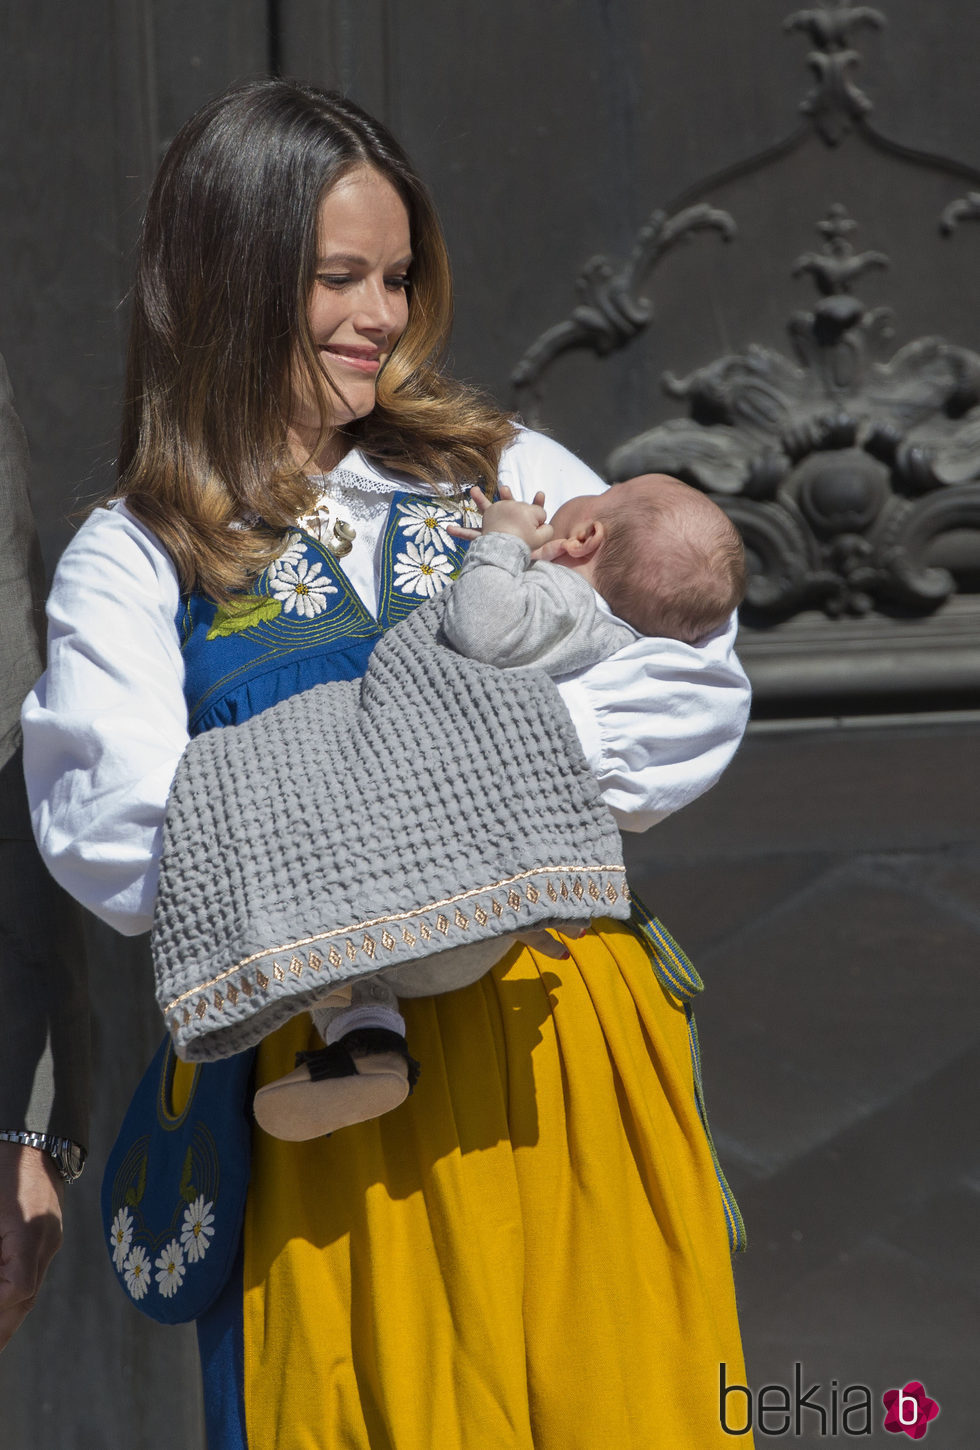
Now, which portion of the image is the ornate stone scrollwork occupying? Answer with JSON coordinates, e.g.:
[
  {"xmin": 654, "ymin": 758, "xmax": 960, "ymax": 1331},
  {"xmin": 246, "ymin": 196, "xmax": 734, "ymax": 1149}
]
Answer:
[
  {"xmin": 512, "ymin": 4, "xmax": 899, "ymax": 430},
  {"xmin": 510, "ymin": 204, "xmax": 735, "ymax": 422},
  {"xmin": 607, "ymin": 206, "xmax": 980, "ymax": 621},
  {"xmin": 940, "ymin": 192, "xmax": 980, "ymax": 236},
  {"xmin": 512, "ymin": 0, "xmax": 980, "ymax": 699},
  {"xmin": 784, "ymin": 3, "xmax": 886, "ymax": 145}
]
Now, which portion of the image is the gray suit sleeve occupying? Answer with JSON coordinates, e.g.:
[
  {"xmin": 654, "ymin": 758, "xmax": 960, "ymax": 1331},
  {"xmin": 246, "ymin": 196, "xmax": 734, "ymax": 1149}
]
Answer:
[
  {"xmin": 441, "ymin": 532, "xmax": 634, "ymax": 675},
  {"xmin": 0, "ymin": 354, "xmax": 89, "ymax": 1146}
]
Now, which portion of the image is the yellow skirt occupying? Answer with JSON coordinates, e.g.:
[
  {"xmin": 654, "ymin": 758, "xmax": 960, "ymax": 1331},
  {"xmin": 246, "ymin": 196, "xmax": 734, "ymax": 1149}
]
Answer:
[{"xmin": 242, "ymin": 922, "xmax": 752, "ymax": 1449}]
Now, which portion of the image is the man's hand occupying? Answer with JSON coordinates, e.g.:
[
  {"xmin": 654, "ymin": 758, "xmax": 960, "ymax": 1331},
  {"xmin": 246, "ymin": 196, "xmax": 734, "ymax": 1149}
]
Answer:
[
  {"xmin": 0, "ymin": 1142, "xmax": 64, "ymax": 1351},
  {"xmin": 447, "ymin": 485, "xmax": 554, "ymax": 553}
]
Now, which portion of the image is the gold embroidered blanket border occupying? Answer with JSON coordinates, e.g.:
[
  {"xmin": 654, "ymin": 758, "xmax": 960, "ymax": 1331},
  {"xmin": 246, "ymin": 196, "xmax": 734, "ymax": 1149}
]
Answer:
[{"xmin": 164, "ymin": 865, "xmax": 629, "ymax": 1057}]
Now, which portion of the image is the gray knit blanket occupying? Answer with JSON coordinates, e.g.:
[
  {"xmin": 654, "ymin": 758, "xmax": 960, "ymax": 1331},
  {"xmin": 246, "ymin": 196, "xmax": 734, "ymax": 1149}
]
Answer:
[{"xmin": 153, "ymin": 596, "xmax": 630, "ymax": 1060}]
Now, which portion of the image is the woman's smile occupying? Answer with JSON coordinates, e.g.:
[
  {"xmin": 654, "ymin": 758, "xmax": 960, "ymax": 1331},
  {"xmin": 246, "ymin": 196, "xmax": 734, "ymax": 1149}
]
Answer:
[
  {"xmin": 290, "ymin": 164, "xmax": 412, "ymax": 468},
  {"xmin": 319, "ymin": 344, "xmax": 383, "ymax": 374}
]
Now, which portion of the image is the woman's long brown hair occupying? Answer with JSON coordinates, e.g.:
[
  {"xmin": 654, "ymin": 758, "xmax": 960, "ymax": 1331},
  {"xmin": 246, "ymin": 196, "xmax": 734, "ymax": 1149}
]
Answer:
[{"xmin": 114, "ymin": 80, "xmax": 515, "ymax": 600}]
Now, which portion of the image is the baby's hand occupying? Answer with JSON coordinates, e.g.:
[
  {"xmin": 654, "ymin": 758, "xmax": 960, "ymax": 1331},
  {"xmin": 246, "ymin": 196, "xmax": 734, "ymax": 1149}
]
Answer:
[{"xmin": 447, "ymin": 485, "xmax": 554, "ymax": 552}]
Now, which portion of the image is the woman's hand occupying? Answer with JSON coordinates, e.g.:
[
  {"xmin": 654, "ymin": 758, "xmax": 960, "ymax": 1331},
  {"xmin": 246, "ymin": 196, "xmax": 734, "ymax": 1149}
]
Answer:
[{"xmin": 447, "ymin": 485, "xmax": 554, "ymax": 553}]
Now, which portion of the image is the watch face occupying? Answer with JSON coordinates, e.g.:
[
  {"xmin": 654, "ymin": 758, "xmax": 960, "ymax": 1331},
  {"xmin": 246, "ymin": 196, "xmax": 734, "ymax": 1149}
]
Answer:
[{"xmin": 58, "ymin": 1141, "xmax": 86, "ymax": 1182}]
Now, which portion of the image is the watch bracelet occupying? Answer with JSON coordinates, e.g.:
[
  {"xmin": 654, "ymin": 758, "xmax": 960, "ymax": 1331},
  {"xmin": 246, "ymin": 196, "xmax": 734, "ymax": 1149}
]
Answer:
[{"xmin": 0, "ymin": 1130, "xmax": 86, "ymax": 1183}]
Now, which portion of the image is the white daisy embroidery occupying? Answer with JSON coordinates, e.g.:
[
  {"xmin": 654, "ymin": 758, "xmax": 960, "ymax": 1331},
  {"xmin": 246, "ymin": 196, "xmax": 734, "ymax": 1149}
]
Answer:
[
  {"xmin": 268, "ymin": 557, "xmax": 338, "ymax": 618},
  {"xmin": 109, "ymin": 1205, "xmax": 134, "ymax": 1271},
  {"xmin": 270, "ymin": 530, "xmax": 307, "ymax": 575},
  {"xmin": 154, "ymin": 1239, "xmax": 186, "ymax": 1299},
  {"xmin": 398, "ymin": 500, "xmax": 458, "ymax": 550},
  {"xmin": 180, "ymin": 1195, "xmax": 216, "ymax": 1265},
  {"xmin": 457, "ymin": 493, "xmax": 482, "ymax": 534},
  {"xmin": 393, "ymin": 540, "xmax": 455, "ymax": 598},
  {"xmin": 123, "ymin": 1245, "xmax": 151, "ymax": 1301}
]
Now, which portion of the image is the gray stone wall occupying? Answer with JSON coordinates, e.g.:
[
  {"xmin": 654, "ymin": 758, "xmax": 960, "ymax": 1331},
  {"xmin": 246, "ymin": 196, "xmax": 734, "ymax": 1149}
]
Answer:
[{"xmin": 1, "ymin": 4, "xmax": 976, "ymax": 1443}]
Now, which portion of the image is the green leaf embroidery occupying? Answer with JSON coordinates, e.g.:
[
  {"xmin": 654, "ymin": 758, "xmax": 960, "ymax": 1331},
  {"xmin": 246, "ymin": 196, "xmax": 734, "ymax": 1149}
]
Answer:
[
  {"xmin": 179, "ymin": 1146, "xmax": 197, "ymax": 1205},
  {"xmin": 124, "ymin": 1154, "xmax": 148, "ymax": 1209},
  {"xmin": 206, "ymin": 593, "xmax": 282, "ymax": 640}
]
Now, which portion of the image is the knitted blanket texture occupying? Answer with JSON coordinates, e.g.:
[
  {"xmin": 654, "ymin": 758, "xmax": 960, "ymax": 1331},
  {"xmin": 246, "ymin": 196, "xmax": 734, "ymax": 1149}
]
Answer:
[{"xmin": 153, "ymin": 598, "xmax": 629, "ymax": 1060}]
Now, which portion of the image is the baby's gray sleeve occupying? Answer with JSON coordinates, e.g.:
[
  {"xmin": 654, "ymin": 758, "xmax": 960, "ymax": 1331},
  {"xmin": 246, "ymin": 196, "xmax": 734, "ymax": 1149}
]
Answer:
[{"xmin": 442, "ymin": 533, "xmax": 629, "ymax": 674}]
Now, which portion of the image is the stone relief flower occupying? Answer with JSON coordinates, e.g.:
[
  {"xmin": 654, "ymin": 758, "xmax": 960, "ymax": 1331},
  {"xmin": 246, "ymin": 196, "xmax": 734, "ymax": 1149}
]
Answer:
[{"xmin": 606, "ymin": 207, "xmax": 980, "ymax": 619}]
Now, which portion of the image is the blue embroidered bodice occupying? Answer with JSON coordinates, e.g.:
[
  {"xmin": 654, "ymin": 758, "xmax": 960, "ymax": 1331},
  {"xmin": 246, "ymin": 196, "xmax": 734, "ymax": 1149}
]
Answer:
[{"xmin": 178, "ymin": 490, "xmax": 471, "ymax": 735}]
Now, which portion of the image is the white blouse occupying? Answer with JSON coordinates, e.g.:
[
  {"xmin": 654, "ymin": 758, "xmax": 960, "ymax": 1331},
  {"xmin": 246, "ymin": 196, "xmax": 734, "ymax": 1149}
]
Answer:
[{"xmin": 22, "ymin": 429, "xmax": 750, "ymax": 937}]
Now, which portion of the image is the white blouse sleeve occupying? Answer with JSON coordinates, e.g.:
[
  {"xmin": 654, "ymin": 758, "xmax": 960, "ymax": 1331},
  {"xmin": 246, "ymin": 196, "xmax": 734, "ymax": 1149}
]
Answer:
[
  {"xmin": 500, "ymin": 429, "xmax": 751, "ymax": 828},
  {"xmin": 21, "ymin": 504, "xmax": 189, "ymax": 936}
]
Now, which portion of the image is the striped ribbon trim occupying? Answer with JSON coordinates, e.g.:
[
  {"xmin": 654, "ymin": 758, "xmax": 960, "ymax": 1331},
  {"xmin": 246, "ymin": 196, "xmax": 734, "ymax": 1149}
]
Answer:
[{"xmin": 629, "ymin": 888, "xmax": 747, "ymax": 1254}]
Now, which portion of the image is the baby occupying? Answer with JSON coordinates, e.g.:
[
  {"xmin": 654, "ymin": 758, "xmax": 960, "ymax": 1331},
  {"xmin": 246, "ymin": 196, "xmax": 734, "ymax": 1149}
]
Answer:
[
  {"xmin": 253, "ymin": 474, "xmax": 745, "ymax": 1141},
  {"xmin": 444, "ymin": 471, "xmax": 746, "ymax": 668}
]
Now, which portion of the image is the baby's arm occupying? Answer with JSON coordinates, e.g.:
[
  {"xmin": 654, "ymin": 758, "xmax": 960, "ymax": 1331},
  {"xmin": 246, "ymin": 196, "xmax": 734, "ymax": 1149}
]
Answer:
[{"xmin": 444, "ymin": 488, "xmax": 625, "ymax": 672}]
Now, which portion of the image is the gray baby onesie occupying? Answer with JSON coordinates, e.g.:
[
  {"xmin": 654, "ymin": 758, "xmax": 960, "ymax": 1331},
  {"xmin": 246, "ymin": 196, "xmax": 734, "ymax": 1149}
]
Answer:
[{"xmin": 441, "ymin": 532, "xmax": 636, "ymax": 675}]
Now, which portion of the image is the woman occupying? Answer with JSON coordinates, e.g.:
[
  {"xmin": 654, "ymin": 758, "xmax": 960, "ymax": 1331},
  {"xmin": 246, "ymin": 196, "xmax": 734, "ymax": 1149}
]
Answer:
[{"xmin": 24, "ymin": 81, "xmax": 754, "ymax": 1448}]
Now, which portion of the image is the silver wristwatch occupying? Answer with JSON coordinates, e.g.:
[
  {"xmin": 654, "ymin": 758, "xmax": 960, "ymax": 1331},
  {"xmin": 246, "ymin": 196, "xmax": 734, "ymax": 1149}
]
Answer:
[{"xmin": 0, "ymin": 1131, "xmax": 86, "ymax": 1184}]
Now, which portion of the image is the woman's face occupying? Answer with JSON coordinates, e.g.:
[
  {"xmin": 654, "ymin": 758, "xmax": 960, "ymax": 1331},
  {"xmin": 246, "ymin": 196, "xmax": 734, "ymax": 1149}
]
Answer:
[{"xmin": 290, "ymin": 164, "xmax": 412, "ymax": 466}]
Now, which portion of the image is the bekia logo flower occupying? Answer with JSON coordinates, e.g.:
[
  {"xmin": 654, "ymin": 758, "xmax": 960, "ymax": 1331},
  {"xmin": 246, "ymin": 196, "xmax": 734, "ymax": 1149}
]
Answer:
[{"xmin": 882, "ymin": 1381, "xmax": 940, "ymax": 1439}]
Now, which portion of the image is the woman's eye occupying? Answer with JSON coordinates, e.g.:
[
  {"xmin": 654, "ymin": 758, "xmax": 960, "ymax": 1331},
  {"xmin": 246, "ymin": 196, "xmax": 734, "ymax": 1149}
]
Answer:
[
  {"xmin": 386, "ymin": 275, "xmax": 411, "ymax": 292},
  {"xmin": 317, "ymin": 274, "xmax": 353, "ymax": 289}
]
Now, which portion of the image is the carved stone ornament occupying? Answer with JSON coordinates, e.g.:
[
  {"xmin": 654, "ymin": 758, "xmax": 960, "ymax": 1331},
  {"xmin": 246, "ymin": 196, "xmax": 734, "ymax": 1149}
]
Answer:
[
  {"xmin": 784, "ymin": 2, "xmax": 886, "ymax": 146},
  {"xmin": 511, "ymin": 0, "xmax": 894, "ymax": 419},
  {"xmin": 512, "ymin": 1, "xmax": 980, "ymax": 704},
  {"xmin": 511, "ymin": 205, "xmax": 735, "ymax": 403},
  {"xmin": 607, "ymin": 205, "xmax": 980, "ymax": 623},
  {"xmin": 941, "ymin": 192, "xmax": 980, "ymax": 236}
]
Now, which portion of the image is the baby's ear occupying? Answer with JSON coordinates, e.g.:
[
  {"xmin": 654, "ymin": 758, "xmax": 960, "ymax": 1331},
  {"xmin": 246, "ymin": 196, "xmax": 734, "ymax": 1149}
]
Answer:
[{"xmin": 563, "ymin": 519, "xmax": 605, "ymax": 561}]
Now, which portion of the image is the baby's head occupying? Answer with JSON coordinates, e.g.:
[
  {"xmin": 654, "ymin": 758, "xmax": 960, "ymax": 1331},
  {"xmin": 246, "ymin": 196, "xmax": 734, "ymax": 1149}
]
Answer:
[{"xmin": 549, "ymin": 474, "xmax": 746, "ymax": 644}]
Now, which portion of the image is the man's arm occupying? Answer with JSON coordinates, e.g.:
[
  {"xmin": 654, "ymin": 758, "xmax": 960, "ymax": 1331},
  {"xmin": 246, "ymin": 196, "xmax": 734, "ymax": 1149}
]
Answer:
[
  {"xmin": 0, "ymin": 1144, "xmax": 65, "ymax": 1350},
  {"xmin": 0, "ymin": 353, "xmax": 89, "ymax": 1351}
]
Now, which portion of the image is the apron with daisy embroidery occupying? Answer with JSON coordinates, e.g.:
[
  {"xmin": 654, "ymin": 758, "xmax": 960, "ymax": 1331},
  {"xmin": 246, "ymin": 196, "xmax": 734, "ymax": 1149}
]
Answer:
[{"xmin": 100, "ymin": 490, "xmax": 474, "ymax": 1326}]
